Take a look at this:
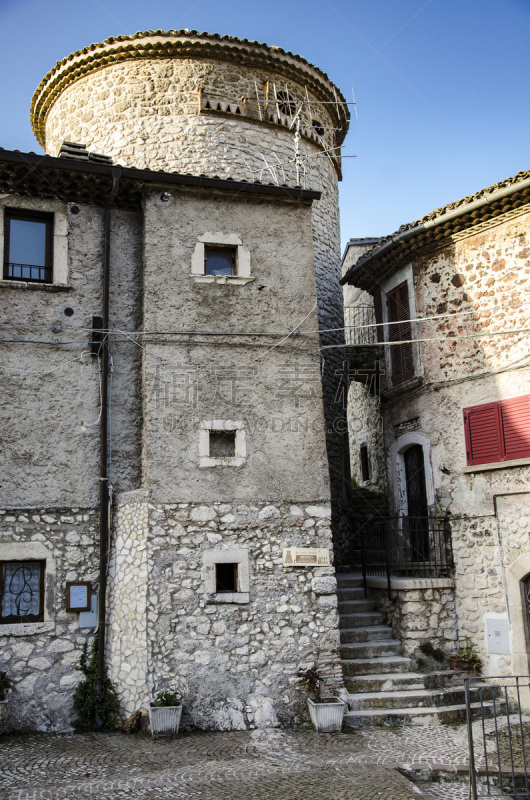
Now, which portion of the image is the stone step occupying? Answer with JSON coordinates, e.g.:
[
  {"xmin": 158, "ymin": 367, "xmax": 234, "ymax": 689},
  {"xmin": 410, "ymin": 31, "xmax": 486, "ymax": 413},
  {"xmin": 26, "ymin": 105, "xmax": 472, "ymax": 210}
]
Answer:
[
  {"xmin": 336, "ymin": 573, "xmax": 363, "ymax": 589},
  {"xmin": 346, "ymin": 685, "xmax": 491, "ymax": 712},
  {"xmin": 343, "ymin": 700, "xmax": 505, "ymax": 729},
  {"xmin": 338, "ymin": 599, "xmax": 376, "ymax": 614},
  {"xmin": 344, "ymin": 672, "xmax": 425, "ymax": 694},
  {"xmin": 336, "ymin": 587, "xmax": 365, "ymax": 601},
  {"xmin": 340, "ymin": 640, "xmax": 402, "ymax": 660},
  {"xmin": 339, "ymin": 625, "xmax": 394, "ymax": 643},
  {"xmin": 339, "ymin": 612, "xmax": 384, "ymax": 629},
  {"xmin": 342, "ymin": 655, "xmax": 413, "ymax": 676}
]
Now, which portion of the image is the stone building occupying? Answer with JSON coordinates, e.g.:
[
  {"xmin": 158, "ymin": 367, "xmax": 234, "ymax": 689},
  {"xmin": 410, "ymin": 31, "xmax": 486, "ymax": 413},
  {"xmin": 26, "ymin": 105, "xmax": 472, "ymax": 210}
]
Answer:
[
  {"xmin": 341, "ymin": 171, "xmax": 530, "ymax": 682},
  {"xmin": 0, "ymin": 31, "xmax": 350, "ymax": 731}
]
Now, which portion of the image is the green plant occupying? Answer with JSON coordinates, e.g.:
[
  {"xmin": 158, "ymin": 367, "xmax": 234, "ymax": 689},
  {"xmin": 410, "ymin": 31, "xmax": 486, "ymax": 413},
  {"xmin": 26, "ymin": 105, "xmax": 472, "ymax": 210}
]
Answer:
[
  {"xmin": 452, "ymin": 637, "xmax": 482, "ymax": 673},
  {"xmin": 419, "ymin": 642, "xmax": 434, "ymax": 657},
  {"xmin": 297, "ymin": 666, "xmax": 323, "ymax": 701},
  {"xmin": 153, "ymin": 689, "xmax": 182, "ymax": 707},
  {"xmin": 0, "ymin": 671, "xmax": 11, "ymax": 701},
  {"xmin": 420, "ymin": 642, "xmax": 445, "ymax": 663},
  {"xmin": 73, "ymin": 633, "xmax": 120, "ymax": 731}
]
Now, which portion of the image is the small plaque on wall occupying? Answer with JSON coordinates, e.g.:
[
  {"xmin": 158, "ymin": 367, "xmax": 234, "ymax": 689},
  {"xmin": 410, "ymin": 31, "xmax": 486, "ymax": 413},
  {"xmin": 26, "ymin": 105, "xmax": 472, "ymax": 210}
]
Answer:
[
  {"xmin": 282, "ymin": 548, "xmax": 330, "ymax": 567},
  {"xmin": 65, "ymin": 582, "xmax": 92, "ymax": 612}
]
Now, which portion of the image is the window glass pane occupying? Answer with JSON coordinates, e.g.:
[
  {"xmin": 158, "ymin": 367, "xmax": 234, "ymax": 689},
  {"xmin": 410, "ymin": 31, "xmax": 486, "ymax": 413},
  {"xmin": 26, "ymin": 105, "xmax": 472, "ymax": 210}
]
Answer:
[
  {"xmin": 8, "ymin": 219, "xmax": 47, "ymax": 267},
  {"xmin": 205, "ymin": 248, "xmax": 234, "ymax": 276},
  {"xmin": 1, "ymin": 562, "xmax": 41, "ymax": 620}
]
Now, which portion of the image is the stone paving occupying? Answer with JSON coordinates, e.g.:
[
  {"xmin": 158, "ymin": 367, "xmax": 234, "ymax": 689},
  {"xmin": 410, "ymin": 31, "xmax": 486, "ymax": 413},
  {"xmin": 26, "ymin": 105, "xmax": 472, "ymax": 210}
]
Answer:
[
  {"xmin": 0, "ymin": 721, "xmax": 524, "ymax": 800},
  {"xmin": 0, "ymin": 724, "xmax": 480, "ymax": 800}
]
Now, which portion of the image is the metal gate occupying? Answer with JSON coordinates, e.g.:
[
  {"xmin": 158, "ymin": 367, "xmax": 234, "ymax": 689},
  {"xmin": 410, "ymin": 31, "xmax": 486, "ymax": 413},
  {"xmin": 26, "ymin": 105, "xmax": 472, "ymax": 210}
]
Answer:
[{"xmin": 466, "ymin": 676, "xmax": 530, "ymax": 798}]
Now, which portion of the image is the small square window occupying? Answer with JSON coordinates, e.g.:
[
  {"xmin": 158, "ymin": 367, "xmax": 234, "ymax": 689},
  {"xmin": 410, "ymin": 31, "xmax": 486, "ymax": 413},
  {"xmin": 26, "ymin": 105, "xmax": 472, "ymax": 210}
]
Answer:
[
  {"xmin": 1, "ymin": 560, "xmax": 45, "ymax": 624},
  {"xmin": 3, "ymin": 210, "xmax": 53, "ymax": 283},
  {"xmin": 204, "ymin": 549, "xmax": 249, "ymax": 604},
  {"xmin": 204, "ymin": 245, "xmax": 236, "ymax": 276},
  {"xmin": 209, "ymin": 430, "xmax": 236, "ymax": 458},
  {"xmin": 216, "ymin": 563, "xmax": 238, "ymax": 593},
  {"xmin": 199, "ymin": 421, "xmax": 246, "ymax": 468}
]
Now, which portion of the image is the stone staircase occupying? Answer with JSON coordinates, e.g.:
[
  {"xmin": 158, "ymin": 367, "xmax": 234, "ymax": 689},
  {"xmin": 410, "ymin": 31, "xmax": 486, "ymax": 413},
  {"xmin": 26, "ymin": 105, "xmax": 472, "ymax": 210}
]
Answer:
[{"xmin": 337, "ymin": 572, "xmax": 497, "ymax": 727}]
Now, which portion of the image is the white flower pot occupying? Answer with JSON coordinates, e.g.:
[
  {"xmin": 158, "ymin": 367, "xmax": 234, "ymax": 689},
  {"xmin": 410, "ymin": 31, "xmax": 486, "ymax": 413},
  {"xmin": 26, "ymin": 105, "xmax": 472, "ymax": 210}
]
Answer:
[
  {"xmin": 148, "ymin": 705, "xmax": 182, "ymax": 738},
  {"xmin": 307, "ymin": 697, "xmax": 346, "ymax": 732}
]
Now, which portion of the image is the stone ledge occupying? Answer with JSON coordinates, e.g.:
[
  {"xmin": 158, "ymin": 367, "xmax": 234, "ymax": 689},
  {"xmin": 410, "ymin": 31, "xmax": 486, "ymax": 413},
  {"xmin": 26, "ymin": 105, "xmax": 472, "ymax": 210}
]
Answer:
[{"xmin": 367, "ymin": 576, "xmax": 455, "ymax": 591}]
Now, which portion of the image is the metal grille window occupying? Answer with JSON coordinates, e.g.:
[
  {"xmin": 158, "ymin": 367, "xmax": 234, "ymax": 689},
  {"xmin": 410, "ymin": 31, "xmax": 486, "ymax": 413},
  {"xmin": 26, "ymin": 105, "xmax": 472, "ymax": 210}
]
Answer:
[
  {"xmin": 3, "ymin": 209, "xmax": 53, "ymax": 283},
  {"xmin": 1, "ymin": 560, "xmax": 45, "ymax": 623}
]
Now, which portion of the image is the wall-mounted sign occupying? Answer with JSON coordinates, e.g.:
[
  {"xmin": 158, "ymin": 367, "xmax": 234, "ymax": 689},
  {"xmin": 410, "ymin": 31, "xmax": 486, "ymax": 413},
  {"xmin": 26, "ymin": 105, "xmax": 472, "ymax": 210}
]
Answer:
[
  {"xmin": 282, "ymin": 548, "xmax": 330, "ymax": 567},
  {"xmin": 65, "ymin": 581, "xmax": 92, "ymax": 612},
  {"xmin": 79, "ymin": 593, "xmax": 98, "ymax": 629}
]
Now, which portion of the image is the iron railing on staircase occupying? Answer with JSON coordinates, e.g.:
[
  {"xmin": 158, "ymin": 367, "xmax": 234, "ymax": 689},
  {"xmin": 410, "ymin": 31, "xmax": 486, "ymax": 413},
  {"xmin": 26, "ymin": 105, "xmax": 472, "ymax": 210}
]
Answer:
[
  {"xmin": 360, "ymin": 516, "xmax": 454, "ymax": 596},
  {"xmin": 465, "ymin": 675, "xmax": 530, "ymax": 799}
]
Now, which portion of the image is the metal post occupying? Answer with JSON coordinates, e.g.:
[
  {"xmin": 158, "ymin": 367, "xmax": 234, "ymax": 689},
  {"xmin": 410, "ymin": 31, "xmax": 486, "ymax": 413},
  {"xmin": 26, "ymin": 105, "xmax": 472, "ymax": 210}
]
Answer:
[{"xmin": 465, "ymin": 678, "xmax": 478, "ymax": 800}]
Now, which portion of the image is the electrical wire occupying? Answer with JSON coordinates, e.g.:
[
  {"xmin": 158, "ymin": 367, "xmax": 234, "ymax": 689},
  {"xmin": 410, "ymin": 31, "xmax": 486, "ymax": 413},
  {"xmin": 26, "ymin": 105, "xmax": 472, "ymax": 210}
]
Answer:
[
  {"xmin": 0, "ymin": 298, "xmax": 528, "ymax": 338},
  {"xmin": 320, "ymin": 326, "xmax": 530, "ymax": 350}
]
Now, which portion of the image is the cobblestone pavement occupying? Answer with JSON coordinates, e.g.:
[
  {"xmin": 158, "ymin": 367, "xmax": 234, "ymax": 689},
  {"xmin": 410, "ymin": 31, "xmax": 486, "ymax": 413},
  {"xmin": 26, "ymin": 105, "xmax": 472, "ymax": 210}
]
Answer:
[
  {"xmin": 0, "ymin": 723, "xmax": 514, "ymax": 800},
  {"xmin": 0, "ymin": 728, "xmax": 425, "ymax": 800}
]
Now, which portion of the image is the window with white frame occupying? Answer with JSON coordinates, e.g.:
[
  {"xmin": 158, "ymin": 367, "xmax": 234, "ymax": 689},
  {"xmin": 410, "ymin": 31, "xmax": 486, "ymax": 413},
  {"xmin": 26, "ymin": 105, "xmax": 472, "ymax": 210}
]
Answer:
[
  {"xmin": 199, "ymin": 420, "xmax": 246, "ymax": 467},
  {"xmin": 191, "ymin": 232, "xmax": 254, "ymax": 285},
  {"xmin": 203, "ymin": 549, "xmax": 250, "ymax": 604}
]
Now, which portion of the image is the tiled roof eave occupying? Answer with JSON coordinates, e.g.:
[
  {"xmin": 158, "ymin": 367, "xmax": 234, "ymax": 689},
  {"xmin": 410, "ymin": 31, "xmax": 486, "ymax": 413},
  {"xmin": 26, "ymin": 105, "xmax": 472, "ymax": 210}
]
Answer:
[
  {"xmin": 30, "ymin": 31, "xmax": 350, "ymax": 149},
  {"xmin": 0, "ymin": 148, "xmax": 321, "ymax": 210},
  {"xmin": 341, "ymin": 172, "xmax": 530, "ymax": 290}
]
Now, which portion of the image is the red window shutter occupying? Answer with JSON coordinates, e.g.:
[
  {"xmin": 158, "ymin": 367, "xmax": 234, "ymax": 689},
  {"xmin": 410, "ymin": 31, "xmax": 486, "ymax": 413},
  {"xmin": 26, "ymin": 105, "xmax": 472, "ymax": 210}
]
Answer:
[
  {"xmin": 500, "ymin": 395, "xmax": 530, "ymax": 460},
  {"xmin": 463, "ymin": 395, "xmax": 530, "ymax": 466},
  {"xmin": 386, "ymin": 282, "xmax": 414, "ymax": 385},
  {"xmin": 463, "ymin": 403, "xmax": 503, "ymax": 466}
]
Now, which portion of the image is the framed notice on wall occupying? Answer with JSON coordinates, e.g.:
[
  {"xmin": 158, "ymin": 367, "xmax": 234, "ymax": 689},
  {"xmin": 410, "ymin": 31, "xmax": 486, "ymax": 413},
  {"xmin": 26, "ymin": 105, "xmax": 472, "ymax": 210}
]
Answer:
[{"xmin": 65, "ymin": 582, "xmax": 92, "ymax": 612}]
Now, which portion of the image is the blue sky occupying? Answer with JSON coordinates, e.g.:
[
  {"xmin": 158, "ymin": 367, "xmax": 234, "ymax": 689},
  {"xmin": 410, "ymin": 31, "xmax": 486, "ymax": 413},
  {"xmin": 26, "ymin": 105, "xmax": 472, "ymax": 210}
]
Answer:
[{"xmin": 0, "ymin": 0, "xmax": 529, "ymax": 248}]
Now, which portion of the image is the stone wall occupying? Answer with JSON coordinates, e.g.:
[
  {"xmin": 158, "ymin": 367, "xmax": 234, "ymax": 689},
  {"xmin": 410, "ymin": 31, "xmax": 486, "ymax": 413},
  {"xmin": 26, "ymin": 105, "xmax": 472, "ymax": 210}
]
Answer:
[
  {"xmin": 368, "ymin": 578, "xmax": 456, "ymax": 660},
  {"xmin": 38, "ymin": 38, "xmax": 349, "ymax": 540},
  {"xmin": 107, "ymin": 497, "xmax": 342, "ymax": 730},
  {"xmin": 0, "ymin": 506, "xmax": 99, "ymax": 732}
]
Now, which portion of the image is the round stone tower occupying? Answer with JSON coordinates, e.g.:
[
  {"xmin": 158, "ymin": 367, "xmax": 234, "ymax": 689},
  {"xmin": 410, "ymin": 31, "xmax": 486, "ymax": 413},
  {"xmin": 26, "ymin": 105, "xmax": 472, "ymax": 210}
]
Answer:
[{"xmin": 32, "ymin": 30, "xmax": 351, "ymax": 531}]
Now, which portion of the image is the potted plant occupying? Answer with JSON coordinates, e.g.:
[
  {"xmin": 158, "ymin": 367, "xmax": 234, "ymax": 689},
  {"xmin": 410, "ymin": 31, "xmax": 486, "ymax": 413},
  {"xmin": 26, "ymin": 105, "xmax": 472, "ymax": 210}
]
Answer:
[
  {"xmin": 449, "ymin": 637, "xmax": 483, "ymax": 673},
  {"xmin": 149, "ymin": 689, "xmax": 183, "ymax": 738},
  {"xmin": 0, "ymin": 671, "xmax": 11, "ymax": 721},
  {"xmin": 298, "ymin": 666, "xmax": 346, "ymax": 733}
]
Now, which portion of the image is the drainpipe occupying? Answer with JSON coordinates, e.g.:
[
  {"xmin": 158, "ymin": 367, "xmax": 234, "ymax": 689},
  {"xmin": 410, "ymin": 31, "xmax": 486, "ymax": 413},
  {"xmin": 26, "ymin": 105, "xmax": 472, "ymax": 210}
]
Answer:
[{"xmin": 96, "ymin": 167, "xmax": 121, "ymax": 706}]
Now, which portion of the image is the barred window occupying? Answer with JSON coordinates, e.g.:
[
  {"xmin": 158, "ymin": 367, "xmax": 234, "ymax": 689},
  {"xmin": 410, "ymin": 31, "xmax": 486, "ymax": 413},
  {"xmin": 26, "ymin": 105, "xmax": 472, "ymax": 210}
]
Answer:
[{"xmin": 0, "ymin": 560, "xmax": 45, "ymax": 623}]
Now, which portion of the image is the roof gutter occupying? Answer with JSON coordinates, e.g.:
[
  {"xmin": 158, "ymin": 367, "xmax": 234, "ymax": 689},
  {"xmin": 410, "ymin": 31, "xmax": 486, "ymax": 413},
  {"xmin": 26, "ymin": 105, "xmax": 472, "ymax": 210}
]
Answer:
[{"xmin": 341, "ymin": 175, "xmax": 530, "ymax": 286}]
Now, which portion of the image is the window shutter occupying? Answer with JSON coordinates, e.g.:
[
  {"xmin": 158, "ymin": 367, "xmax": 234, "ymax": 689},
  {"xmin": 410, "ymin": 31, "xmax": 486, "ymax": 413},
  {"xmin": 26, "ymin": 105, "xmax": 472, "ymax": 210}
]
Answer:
[
  {"xmin": 398, "ymin": 282, "xmax": 414, "ymax": 381},
  {"xmin": 464, "ymin": 403, "xmax": 503, "ymax": 466},
  {"xmin": 387, "ymin": 288, "xmax": 403, "ymax": 383},
  {"xmin": 386, "ymin": 282, "xmax": 414, "ymax": 385},
  {"xmin": 500, "ymin": 395, "xmax": 530, "ymax": 460}
]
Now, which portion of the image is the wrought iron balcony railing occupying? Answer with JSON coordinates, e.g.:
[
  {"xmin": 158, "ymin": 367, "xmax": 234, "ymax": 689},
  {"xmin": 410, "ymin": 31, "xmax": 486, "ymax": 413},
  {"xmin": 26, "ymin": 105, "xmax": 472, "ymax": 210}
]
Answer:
[
  {"xmin": 344, "ymin": 305, "xmax": 377, "ymax": 346},
  {"xmin": 360, "ymin": 516, "xmax": 454, "ymax": 594}
]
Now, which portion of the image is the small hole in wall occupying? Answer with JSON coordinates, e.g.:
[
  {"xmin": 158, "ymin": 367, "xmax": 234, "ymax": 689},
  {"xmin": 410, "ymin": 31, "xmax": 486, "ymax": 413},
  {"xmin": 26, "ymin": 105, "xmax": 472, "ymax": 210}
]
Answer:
[
  {"xmin": 216, "ymin": 563, "xmax": 238, "ymax": 593},
  {"xmin": 209, "ymin": 430, "xmax": 236, "ymax": 458},
  {"xmin": 70, "ymin": 205, "xmax": 80, "ymax": 215},
  {"xmin": 63, "ymin": 306, "xmax": 75, "ymax": 318}
]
